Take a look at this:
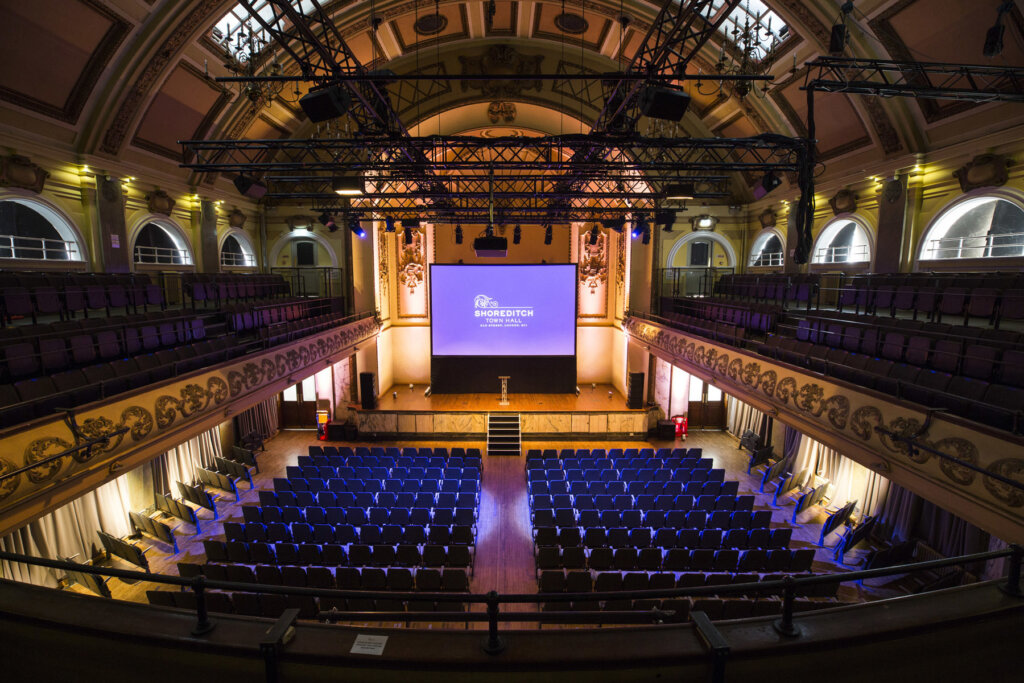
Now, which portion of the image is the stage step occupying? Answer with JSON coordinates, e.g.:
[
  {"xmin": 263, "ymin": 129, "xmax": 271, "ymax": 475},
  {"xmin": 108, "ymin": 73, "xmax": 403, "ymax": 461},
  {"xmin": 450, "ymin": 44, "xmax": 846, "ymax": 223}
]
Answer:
[{"xmin": 487, "ymin": 413, "xmax": 521, "ymax": 457}]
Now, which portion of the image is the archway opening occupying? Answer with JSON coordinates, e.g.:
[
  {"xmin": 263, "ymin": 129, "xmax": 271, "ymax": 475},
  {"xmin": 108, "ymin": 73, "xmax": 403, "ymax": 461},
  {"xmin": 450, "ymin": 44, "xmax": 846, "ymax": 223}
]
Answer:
[
  {"xmin": 919, "ymin": 195, "xmax": 1024, "ymax": 261},
  {"xmin": 133, "ymin": 221, "xmax": 193, "ymax": 266},
  {"xmin": 0, "ymin": 199, "xmax": 84, "ymax": 262},
  {"xmin": 812, "ymin": 218, "xmax": 872, "ymax": 265}
]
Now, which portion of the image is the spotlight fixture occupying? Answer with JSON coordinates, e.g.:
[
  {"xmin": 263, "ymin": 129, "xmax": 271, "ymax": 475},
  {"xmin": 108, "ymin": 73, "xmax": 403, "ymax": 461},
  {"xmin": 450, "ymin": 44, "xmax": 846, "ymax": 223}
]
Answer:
[
  {"xmin": 299, "ymin": 84, "xmax": 351, "ymax": 122},
  {"xmin": 233, "ymin": 174, "xmax": 267, "ymax": 199},
  {"xmin": 752, "ymin": 171, "xmax": 782, "ymax": 199},
  {"xmin": 984, "ymin": 2, "xmax": 1014, "ymax": 57},
  {"xmin": 513, "ymin": 225, "xmax": 521, "ymax": 244},
  {"xmin": 317, "ymin": 211, "xmax": 337, "ymax": 232},
  {"xmin": 454, "ymin": 225, "xmax": 463, "ymax": 244},
  {"xmin": 485, "ymin": 224, "xmax": 495, "ymax": 238},
  {"xmin": 544, "ymin": 225, "xmax": 552, "ymax": 245},
  {"xmin": 631, "ymin": 214, "xmax": 649, "ymax": 239},
  {"xmin": 664, "ymin": 183, "xmax": 695, "ymax": 200},
  {"xmin": 588, "ymin": 225, "xmax": 600, "ymax": 245},
  {"xmin": 404, "ymin": 227, "xmax": 413, "ymax": 245},
  {"xmin": 348, "ymin": 215, "xmax": 365, "ymax": 238},
  {"xmin": 332, "ymin": 176, "xmax": 362, "ymax": 196},
  {"xmin": 602, "ymin": 217, "xmax": 625, "ymax": 233},
  {"xmin": 655, "ymin": 209, "xmax": 677, "ymax": 232},
  {"xmin": 384, "ymin": 216, "xmax": 396, "ymax": 232},
  {"xmin": 692, "ymin": 214, "xmax": 718, "ymax": 231},
  {"xmin": 641, "ymin": 227, "xmax": 651, "ymax": 245}
]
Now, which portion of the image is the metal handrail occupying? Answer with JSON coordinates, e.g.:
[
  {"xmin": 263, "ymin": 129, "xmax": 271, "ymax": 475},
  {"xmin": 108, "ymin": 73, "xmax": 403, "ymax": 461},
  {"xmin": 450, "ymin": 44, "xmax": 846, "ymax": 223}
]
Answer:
[
  {"xmin": 925, "ymin": 231, "xmax": 1024, "ymax": 260},
  {"xmin": 0, "ymin": 234, "xmax": 81, "ymax": 261},
  {"xmin": 220, "ymin": 251, "xmax": 256, "ymax": 267},
  {"xmin": 1, "ymin": 546, "xmax": 1018, "ymax": 640},
  {"xmin": 134, "ymin": 245, "xmax": 192, "ymax": 266},
  {"xmin": 749, "ymin": 251, "xmax": 784, "ymax": 267},
  {"xmin": 813, "ymin": 243, "xmax": 869, "ymax": 264}
]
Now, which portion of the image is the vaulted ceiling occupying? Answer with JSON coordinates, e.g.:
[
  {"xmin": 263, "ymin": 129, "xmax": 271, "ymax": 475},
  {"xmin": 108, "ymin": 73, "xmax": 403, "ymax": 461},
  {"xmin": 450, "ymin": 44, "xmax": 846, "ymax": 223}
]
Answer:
[{"xmin": 2, "ymin": 0, "xmax": 1023, "ymax": 199}]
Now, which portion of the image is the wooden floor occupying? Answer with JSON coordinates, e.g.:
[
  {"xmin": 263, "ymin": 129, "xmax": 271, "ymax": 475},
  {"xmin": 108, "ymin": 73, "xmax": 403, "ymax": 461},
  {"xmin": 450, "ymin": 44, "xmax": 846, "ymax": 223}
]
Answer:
[
  {"xmin": 89, "ymin": 427, "xmax": 905, "ymax": 628},
  {"xmin": 368, "ymin": 384, "xmax": 637, "ymax": 412}
]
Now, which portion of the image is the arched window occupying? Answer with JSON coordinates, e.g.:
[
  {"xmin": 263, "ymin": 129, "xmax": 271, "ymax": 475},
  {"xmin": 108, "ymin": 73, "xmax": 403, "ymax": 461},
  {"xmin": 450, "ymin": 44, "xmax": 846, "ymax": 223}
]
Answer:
[
  {"xmin": 919, "ymin": 195, "xmax": 1024, "ymax": 261},
  {"xmin": 133, "ymin": 222, "xmax": 193, "ymax": 265},
  {"xmin": 749, "ymin": 231, "xmax": 784, "ymax": 267},
  {"xmin": 220, "ymin": 233, "xmax": 256, "ymax": 267},
  {"xmin": 0, "ymin": 199, "xmax": 84, "ymax": 261},
  {"xmin": 812, "ymin": 218, "xmax": 872, "ymax": 265}
]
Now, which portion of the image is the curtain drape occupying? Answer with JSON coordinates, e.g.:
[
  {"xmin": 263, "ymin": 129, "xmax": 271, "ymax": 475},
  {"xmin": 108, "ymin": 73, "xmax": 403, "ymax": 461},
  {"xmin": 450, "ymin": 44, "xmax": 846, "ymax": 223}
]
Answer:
[
  {"xmin": 234, "ymin": 396, "xmax": 280, "ymax": 441},
  {"xmin": 783, "ymin": 425, "xmax": 801, "ymax": 459},
  {"xmin": 0, "ymin": 476, "xmax": 132, "ymax": 587},
  {"xmin": 793, "ymin": 435, "xmax": 890, "ymax": 516},
  {"xmin": 726, "ymin": 398, "xmax": 763, "ymax": 438},
  {"xmin": 1, "ymin": 427, "xmax": 222, "ymax": 587}
]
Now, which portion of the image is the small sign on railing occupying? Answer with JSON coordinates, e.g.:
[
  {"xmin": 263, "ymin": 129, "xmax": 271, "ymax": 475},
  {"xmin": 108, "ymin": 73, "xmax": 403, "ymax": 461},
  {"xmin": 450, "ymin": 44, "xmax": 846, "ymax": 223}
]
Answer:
[{"xmin": 350, "ymin": 634, "xmax": 388, "ymax": 656}]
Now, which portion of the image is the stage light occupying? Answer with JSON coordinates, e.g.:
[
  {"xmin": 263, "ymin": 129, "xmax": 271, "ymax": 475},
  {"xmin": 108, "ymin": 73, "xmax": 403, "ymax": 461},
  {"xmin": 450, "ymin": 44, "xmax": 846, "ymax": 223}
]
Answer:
[
  {"xmin": 348, "ymin": 215, "xmax": 365, "ymax": 238},
  {"xmin": 752, "ymin": 171, "xmax": 782, "ymax": 199},
  {"xmin": 485, "ymin": 224, "xmax": 495, "ymax": 238},
  {"xmin": 602, "ymin": 217, "xmax": 625, "ymax": 233},
  {"xmin": 641, "ymin": 226, "xmax": 650, "ymax": 245},
  {"xmin": 544, "ymin": 225, "xmax": 552, "ymax": 245},
  {"xmin": 404, "ymin": 227, "xmax": 413, "ymax": 245},
  {"xmin": 513, "ymin": 225, "xmax": 521, "ymax": 244},
  {"xmin": 455, "ymin": 225, "xmax": 463, "ymax": 244},
  {"xmin": 384, "ymin": 216, "xmax": 395, "ymax": 232},
  {"xmin": 655, "ymin": 209, "xmax": 677, "ymax": 232},
  {"xmin": 829, "ymin": 1, "xmax": 854, "ymax": 55},
  {"xmin": 984, "ymin": 2, "xmax": 1013, "ymax": 57},
  {"xmin": 588, "ymin": 225, "xmax": 600, "ymax": 245},
  {"xmin": 639, "ymin": 85, "xmax": 691, "ymax": 121},
  {"xmin": 233, "ymin": 174, "xmax": 267, "ymax": 199},
  {"xmin": 300, "ymin": 84, "xmax": 351, "ymax": 122},
  {"xmin": 332, "ymin": 176, "xmax": 362, "ymax": 196},
  {"xmin": 664, "ymin": 183, "xmax": 695, "ymax": 200},
  {"xmin": 317, "ymin": 211, "xmax": 337, "ymax": 232},
  {"xmin": 631, "ymin": 214, "xmax": 648, "ymax": 239}
]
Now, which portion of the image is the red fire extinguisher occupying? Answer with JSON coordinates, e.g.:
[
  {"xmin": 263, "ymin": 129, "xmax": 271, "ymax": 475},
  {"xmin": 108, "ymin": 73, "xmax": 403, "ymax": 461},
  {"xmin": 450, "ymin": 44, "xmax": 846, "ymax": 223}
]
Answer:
[{"xmin": 673, "ymin": 415, "xmax": 688, "ymax": 440}]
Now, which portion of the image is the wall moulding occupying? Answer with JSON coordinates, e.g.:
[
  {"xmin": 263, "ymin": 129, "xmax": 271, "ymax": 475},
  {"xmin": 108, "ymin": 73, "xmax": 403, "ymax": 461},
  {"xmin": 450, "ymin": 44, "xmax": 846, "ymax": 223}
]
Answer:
[
  {"xmin": 624, "ymin": 317, "xmax": 1024, "ymax": 543},
  {"xmin": 0, "ymin": 316, "xmax": 379, "ymax": 537}
]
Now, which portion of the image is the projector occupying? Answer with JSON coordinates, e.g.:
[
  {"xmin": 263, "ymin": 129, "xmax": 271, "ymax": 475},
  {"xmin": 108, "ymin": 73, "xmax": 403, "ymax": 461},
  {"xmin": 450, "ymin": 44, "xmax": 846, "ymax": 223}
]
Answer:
[{"xmin": 473, "ymin": 236, "xmax": 508, "ymax": 257}]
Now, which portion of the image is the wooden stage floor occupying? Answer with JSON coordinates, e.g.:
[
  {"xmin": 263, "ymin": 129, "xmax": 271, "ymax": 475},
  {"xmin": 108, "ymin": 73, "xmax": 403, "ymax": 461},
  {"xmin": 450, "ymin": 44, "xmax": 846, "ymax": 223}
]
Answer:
[{"xmin": 372, "ymin": 384, "xmax": 637, "ymax": 412}]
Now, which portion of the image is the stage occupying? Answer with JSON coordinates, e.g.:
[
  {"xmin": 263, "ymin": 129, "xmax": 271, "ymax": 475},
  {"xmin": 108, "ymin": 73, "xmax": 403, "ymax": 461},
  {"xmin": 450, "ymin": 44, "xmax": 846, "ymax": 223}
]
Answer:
[{"xmin": 354, "ymin": 384, "xmax": 653, "ymax": 440}]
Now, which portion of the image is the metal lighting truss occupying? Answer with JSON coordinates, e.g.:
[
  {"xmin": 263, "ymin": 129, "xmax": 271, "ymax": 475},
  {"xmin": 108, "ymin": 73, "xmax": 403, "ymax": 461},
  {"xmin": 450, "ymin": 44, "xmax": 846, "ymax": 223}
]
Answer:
[
  {"xmin": 181, "ymin": 133, "xmax": 806, "ymax": 222},
  {"xmin": 235, "ymin": 0, "xmax": 445, "ymax": 196},
  {"xmin": 791, "ymin": 56, "xmax": 1024, "ymax": 262},
  {"xmin": 804, "ymin": 57, "xmax": 1024, "ymax": 102},
  {"xmin": 549, "ymin": 0, "xmax": 745, "ymax": 213}
]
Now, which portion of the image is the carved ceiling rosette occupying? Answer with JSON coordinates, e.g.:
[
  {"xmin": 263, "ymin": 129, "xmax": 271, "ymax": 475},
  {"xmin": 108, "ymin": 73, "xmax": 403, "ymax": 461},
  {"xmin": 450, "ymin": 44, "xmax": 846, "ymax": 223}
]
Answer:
[{"xmin": 458, "ymin": 45, "xmax": 543, "ymax": 99}]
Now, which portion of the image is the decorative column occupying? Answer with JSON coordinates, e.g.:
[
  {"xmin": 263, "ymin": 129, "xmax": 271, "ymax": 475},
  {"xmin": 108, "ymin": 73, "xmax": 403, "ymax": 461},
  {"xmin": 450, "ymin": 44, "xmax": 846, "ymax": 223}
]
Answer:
[
  {"xmin": 95, "ymin": 175, "xmax": 131, "ymax": 273},
  {"xmin": 875, "ymin": 176, "xmax": 909, "ymax": 274},
  {"xmin": 199, "ymin": 200, "xmax": 220, "ymax": 273}
]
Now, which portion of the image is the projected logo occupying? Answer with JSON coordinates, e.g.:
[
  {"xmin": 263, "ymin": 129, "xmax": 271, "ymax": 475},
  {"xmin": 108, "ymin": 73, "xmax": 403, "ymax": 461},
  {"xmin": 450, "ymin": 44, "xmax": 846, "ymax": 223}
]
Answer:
[{"xmin": 473, "ymin": 293, "xmax": 533, "ymax": 328}]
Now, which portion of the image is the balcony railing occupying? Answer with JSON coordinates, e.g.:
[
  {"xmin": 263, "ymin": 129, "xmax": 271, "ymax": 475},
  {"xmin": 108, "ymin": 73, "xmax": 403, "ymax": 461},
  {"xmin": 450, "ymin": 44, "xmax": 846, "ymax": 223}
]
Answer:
[
  {"xmin": 924, "ymin": 231, "xmax": 1024, "ymax": 260},
  {"xmin": 220, "ymin": 251, "xmax": 256, "ymax": 267},
  {"xmin": 0, "ymin": 545, "xmax": 1018, "ymax": 646},
  {"xmin": 0, "ymin": 234, "xmax": 81, "ymax": 261},
  {"xmin": 134, "ymin": 245, "xmax": 192, "ymax": 266},
  {"xmin": 812, "ymin": 243, "xmax": 869, "ymax": 264},
  {"xmin": 749, "ymin": 251, "xmax": 784, "ymax": 267}
]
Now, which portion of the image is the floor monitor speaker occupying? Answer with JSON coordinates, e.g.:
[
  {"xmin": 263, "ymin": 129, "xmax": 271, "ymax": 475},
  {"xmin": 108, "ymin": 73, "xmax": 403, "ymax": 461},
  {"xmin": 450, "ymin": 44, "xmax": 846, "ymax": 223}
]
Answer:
[
  {"xmin": 359, "ymin": 372, "xmax": 377, "ymax": 410},
  {"xmin": 627, "ymin": 372, "xmax": 645, "ymax": 410}
]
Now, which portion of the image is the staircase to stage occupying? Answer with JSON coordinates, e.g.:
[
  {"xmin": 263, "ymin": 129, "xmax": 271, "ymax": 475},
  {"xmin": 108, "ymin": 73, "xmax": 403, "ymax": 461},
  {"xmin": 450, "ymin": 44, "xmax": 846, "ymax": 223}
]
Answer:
[{"xmin": 487, "ymin": 413, "xmax": 521, "ymax": 456}]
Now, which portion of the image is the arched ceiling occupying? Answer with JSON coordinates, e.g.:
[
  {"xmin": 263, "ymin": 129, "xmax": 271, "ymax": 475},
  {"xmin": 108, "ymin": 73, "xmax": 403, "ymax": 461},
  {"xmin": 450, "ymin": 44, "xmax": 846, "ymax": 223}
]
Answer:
[{"xmin": 2, "ymin": 0, "xmax": 1024, "ymax": 202}]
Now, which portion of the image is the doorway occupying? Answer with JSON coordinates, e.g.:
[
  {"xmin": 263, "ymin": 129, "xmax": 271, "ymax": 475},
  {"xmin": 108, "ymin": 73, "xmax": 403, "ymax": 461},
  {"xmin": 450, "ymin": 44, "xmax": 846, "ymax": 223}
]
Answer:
[
  {"xmin": 687, "ymin": 377, "xmax": 726, "ymax": 429},
  {"xmin": 281, "ymin": 375, "xmax": 317, "ymax": 428},
  {"xmin": 291, "ymin": 239, "xmax": 320, "ymax": 296}
]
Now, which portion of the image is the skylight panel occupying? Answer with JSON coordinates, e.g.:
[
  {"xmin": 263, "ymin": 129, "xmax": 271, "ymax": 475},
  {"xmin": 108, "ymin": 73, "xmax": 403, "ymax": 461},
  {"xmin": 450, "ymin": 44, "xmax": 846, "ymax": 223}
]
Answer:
[{"xmin": 712, "ymin": 0, "xmax": 788, "ymax": 53}]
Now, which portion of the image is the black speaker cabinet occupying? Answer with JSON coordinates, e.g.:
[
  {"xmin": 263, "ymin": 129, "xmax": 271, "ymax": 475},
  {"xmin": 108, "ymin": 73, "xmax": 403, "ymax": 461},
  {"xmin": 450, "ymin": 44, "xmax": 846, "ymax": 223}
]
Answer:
[
  {"xmin": 627, "ymin": 372, "xmax": 645, "ymax": 410},
  {"xmin": 300, "ymin": 85, "xmax": 351, "ymax": 122},
  {"xmin": 359, "ymin": 372, "xmax": 377, "ymax": 410}
]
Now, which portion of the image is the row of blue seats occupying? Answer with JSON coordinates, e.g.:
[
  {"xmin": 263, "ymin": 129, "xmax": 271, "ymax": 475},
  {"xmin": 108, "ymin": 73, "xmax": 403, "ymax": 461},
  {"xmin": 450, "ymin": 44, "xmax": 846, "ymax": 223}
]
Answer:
[
  {"xmin": 288, "ymin": 466, "xmax": 478, "ymax": 484},
  {"xmin": 536, "ymin": 526, "xmax": 788, "ymax": 552},
  {"xmin": 532, "ymin": 492, "xmax": 753, "ymax": 516},
  {"xmin": 526, "ymin": 447, "xmax": 703, "ymax": 460},
  {"xmin": 300, "ymin": 454, "xmax": 483, "ymax": 471},
  {"xmin": 534, "ymin": 509, "xmax": 772, "ymax": 535},
  {"xmin": 273, "ymin": 476, "xmax": 479, "ymax": 495},
  {"xmin": 257, "ymin": 489, "xmax": 478, "ymax": 514},
  {"xmin": 529, "ymin": 479, "xmax": 735, "ymax": 499},
  {"xmin": 528, "ymin": 467, "xmax": 723, "ymax": 485},
  {"xmin": 244, "ymin": 504, "xmax": 477, "ymax": 529},
  {"xmin": 308, "ymin": 445, "xmax": 482, "ymax": 461},
  {"xmin": 227, "ymin": 520, "xmax": 476, "ymax": 547}
]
